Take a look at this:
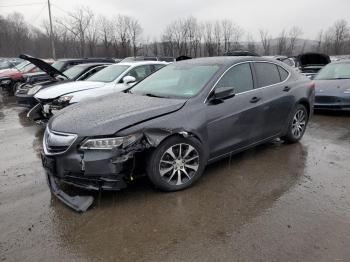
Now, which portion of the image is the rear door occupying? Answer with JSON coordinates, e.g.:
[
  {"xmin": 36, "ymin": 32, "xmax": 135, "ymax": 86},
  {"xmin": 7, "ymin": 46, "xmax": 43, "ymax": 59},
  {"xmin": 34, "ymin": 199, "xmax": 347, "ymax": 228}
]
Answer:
[
  {"xmin": 206, "ymin": 62, "xmax": 265, "ymax": 158},
  {"xmin": 252, "ymin": 62, "xmax": 295, "ymax": 138}
]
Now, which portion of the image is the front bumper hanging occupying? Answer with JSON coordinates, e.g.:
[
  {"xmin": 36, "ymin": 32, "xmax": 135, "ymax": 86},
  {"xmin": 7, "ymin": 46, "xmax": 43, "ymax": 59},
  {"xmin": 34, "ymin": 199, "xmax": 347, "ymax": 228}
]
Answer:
[{"xmin": 46, "ymin": 173, "xmax": 94, "ymax": 212}]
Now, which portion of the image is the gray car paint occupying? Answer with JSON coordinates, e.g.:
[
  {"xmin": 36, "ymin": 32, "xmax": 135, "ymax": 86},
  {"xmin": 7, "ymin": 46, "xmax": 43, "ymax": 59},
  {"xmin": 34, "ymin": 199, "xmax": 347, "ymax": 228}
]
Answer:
[{"xmin": 43, "ymin": 56, "xmax": 313, "ymax": 211}]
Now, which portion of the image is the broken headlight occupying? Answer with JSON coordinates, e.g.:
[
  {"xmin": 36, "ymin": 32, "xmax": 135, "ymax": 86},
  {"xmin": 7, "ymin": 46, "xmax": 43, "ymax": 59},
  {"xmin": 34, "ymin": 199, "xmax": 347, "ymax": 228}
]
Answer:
[{"xmin": 80, "ymin": 134, "xmax": 141, "ymax": 150}]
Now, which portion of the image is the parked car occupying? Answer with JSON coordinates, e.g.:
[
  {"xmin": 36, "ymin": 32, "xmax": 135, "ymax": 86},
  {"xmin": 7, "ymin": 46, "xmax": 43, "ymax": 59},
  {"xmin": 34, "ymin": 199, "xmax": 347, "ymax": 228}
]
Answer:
[
  {"xmin": 313, "ymin": 60, "xmax": 350, "ymax": 111},
  {"xmin": 41, "ymin": 56, "xmax": 314, "ymax": 211},
  {"xmin": 0, "ymin": 60, "xmax": 53, "ymax": 94},
  {"xmin": 281, "ymin": 53, "xmax": 331, "ymax": 79},
  {"xmin": 29, "ymin": 61, "xmax": 167, "ymax": 122},
  {"xmin": 0, "ymin": 58, "xmax": 24, "ymax": 70},
  {"xmin": 223, "ymin": 50, "xmax": 260, "ymax": 56},
  {"xmin": 16, "ymin": 61, "xmax": 111, "ymax": 107},
  {"xmin": 50, "ymin": 57, "xmax": 115, "ymax": 72},
  {"xmin": 121, "ymin": 56, "xmax": 175, "ymax": 62}
]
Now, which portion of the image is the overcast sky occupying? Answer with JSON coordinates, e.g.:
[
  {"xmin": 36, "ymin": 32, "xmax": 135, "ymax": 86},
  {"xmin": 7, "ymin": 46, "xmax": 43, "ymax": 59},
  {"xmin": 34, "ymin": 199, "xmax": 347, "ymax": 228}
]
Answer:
[{"xmin": 1, "ymin": 0, "xmax": 350, "ymax": 40}]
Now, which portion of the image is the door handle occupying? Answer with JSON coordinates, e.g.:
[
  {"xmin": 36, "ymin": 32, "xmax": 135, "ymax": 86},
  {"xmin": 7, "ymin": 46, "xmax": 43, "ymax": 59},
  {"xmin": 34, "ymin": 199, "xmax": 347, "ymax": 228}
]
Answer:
[
  {"xmin": 283, "ymin": 86, "xmax": 291, "ymax": 92},
  {"xmin": 250, "ymin": 96, "xmax": 261, "ymax": 103}
]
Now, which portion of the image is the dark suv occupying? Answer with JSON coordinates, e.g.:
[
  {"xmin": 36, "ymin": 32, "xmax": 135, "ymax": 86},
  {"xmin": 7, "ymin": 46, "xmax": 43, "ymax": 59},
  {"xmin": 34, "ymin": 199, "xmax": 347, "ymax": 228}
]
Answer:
[{"xmin": 41, "ymin": 56, "xmax": 314, "ymax": 211}]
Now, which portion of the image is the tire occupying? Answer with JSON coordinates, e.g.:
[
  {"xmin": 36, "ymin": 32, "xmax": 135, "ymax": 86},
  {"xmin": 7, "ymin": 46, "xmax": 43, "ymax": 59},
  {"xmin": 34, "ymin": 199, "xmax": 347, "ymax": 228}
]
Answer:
[
  {"xmin": 146, "ymin": 136, "xmax": 206, "ymax": 192},
  {"xmin": 282, "ymin": 104, "xmax": 309, "ymax": 143}
]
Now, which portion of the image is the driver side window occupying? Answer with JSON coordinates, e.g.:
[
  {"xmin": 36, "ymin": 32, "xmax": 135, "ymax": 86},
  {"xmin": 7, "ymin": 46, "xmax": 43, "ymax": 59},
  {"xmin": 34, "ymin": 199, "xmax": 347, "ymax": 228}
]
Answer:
[
  {"xmin": 216, "ymin": 63, "xmax": 254, "ymax": 94},
  {"xmin": 124, "ymin": 65, "xmax": 152, "ymax": 82}
]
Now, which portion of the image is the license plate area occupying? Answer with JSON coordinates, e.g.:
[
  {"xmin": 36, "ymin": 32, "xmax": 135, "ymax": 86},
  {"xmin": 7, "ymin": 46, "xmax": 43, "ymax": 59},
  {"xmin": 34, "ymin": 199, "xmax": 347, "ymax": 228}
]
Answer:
[{"xmin": 41, "ymin": 153, "xmax": 56, "ymax": 175}]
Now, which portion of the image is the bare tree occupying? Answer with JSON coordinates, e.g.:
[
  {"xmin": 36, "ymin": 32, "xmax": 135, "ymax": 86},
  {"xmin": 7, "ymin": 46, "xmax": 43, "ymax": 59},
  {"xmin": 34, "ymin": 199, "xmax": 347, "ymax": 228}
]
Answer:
[
  {"xmin": 276, "ymin": 29, "xmax": 288, "ymax": 55},
  {"xmin": 315, "ymin": 30, "xmax": 323, "ymax": 52},
  {"xmin": 127, "ymin": 17, "xmax": 143, "ymax": 56},
  {"xmin": 288, "ymin": 26, "xmax": 302, "ymax": 55},
  {"xmin": 203, "ymin": 21, "xmax": 214, "ymax": 56},
  {"xmin": 259, "ymin": 29, "xmax": 272, "ymax": 55},
  {"xmin": 55, "ymin": 6, "xmax": 94, "ymax": 57},
  {"xmin": 246, "ymin": 34, "xmax": 256, "ymax": 53},
  {"xmin": 98, "ymin": 16, "xmax": 113, "ymax": 56},
  {"xmin": 331, "ymin": 19, "xmax": 350, "ymax": 54},
  {"xmin": 213, "ymin": 21, "xmax": 222, "ymax": 55}
]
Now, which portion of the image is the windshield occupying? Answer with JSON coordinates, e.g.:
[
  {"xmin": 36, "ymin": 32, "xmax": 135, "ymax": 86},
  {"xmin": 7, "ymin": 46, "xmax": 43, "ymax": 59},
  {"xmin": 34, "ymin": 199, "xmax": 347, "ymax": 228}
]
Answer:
[
  {"xmin": 19, "ymin": 63, "xmax": 36, "ymax": 73},
  {"xmin": 315, "ymin": 63, "xmax": 350, "ymax": 80},
  {"xmin": 63, "ymin": 65, "xmax": 87, "ymax": 80},
  {"xmin": 0, "ymin": 61, "xmax": 11, "ymax": 69},
  {"xmin": 51, "ymin": 61, "xmax": 65, "ymax": 71},
  {"xmin": 15, "ymin": 61, "xmax": 30, "ymax": 70},
  {"xmin": 86, "ymin": 64, "xmax": 129, "ymax": 82},
  {"xmin": 131, "ymin": 63, "xmax": 221, "ymax": 98}
]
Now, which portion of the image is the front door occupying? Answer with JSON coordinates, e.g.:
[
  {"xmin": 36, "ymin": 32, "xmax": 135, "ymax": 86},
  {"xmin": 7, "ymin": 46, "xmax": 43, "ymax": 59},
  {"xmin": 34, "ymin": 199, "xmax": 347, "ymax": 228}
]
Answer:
[{"xmin": 206, "ymin": 62, "xmax": 265, "ymax": 158}]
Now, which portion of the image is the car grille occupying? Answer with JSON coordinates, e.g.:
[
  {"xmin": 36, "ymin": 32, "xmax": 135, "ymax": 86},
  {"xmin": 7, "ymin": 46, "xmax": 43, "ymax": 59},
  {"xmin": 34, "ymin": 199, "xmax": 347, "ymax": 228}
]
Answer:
[
  {"xmin": 315, "ymin": 96, "xmax": 340, "ymax": 104},
  {"xmin": 43, "ymin": 128, "xmax": 77, "ymax": 155}
]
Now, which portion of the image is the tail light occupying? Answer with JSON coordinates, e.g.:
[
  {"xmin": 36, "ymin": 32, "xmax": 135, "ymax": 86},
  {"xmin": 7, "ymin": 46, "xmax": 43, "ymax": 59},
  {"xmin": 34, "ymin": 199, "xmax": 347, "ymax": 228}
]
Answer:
[{"xmin": 308, "ymin": 81, "xmax": 315, "ymax": 89}]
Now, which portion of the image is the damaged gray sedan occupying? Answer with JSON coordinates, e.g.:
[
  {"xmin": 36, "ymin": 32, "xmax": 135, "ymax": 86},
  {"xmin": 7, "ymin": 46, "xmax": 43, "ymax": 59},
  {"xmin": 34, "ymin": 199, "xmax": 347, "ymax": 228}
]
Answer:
[{"xmin": 41, "ymin": 56, "xmax": 314, "ymax": 211}]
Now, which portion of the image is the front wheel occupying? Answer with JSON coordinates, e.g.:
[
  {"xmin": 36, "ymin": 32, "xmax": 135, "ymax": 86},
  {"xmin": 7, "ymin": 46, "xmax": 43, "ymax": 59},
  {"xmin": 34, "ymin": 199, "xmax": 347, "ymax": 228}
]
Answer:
[
  {"xmin": 282, "ymin": 104, "xmax": 309, "ymax": 143},
  {"xmin": 146, "ymin": 136, "xmax": 206, "ymax": 191}
]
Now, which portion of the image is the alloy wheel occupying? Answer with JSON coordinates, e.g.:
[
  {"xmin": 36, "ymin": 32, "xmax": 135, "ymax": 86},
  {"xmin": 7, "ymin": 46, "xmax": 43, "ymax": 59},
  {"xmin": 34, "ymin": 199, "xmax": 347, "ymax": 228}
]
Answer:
[
  {"xmin": 291, "ymin": 109, "xmax": 306, "ymax": 139},
  {"xmin": 159, "ymin": 143, "xmax": 200, "ymax": 186}
]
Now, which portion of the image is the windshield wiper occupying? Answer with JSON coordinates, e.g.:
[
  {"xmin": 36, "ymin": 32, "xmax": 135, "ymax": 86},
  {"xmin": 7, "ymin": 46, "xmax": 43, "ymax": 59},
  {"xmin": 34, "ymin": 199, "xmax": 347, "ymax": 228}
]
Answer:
[{"xmin": 144, "ymin": 93, "xmax": 167, "ymax": 98}]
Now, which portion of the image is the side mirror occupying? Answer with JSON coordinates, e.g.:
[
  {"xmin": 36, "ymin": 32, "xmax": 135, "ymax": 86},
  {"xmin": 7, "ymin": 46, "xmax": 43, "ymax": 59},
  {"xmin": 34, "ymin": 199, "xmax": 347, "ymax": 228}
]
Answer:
[
  {"xmin": 123, "ymin": 76, "xmax": 136, "ymax": 85},
  {"xmin": 211, "ymin": 87, "xmax": 235, "ymax": 102}
]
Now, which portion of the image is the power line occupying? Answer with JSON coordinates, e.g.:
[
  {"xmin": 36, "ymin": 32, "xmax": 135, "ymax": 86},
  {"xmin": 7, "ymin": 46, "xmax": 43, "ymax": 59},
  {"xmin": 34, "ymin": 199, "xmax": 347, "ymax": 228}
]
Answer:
[
  {"xmin": 51, "ymin": 3, "xmax": 70, "ymax": 15},
  {"xmin": 30, "ymin": 3, "xmax": 47, "ymax": 24},
  {"xmin": 0, "ymin": 2, "xmax": 44, "ymax": 7}
]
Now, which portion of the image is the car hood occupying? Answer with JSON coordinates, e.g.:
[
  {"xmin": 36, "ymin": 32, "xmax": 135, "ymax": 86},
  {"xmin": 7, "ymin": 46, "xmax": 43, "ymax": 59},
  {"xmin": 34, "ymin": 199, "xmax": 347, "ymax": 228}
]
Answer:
[
  {"xmin": 35, "ymin": 81, "xmax": 106, "ymax": 100},
  {"xmin": 298, "ymin": 53, "xmax": 330, "ymax": 67},
  {"xmin": 19, "ymin": 54, "xmax": 67, "ymax": 78},
  {"xmin": 49, "ymin": 92, "xmax": 186, "ymax": 136},
  {"xmin": 314, "ymin": 79, "xmax": 350, "ymax": 95}
]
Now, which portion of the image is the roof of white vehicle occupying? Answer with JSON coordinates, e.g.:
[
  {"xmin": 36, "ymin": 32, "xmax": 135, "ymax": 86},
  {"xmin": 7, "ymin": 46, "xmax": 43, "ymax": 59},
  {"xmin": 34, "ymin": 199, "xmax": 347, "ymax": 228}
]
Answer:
[{"xmin": 116, "ymin": 61, "xmax": 169, "ymax": 67}]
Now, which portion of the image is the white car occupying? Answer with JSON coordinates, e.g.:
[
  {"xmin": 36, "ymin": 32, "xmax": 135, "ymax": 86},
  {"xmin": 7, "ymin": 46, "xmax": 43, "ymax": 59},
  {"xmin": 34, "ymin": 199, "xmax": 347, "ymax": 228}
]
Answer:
[{"xmin": 29, "ymin": 61, "xmax": 168, "ymax": 122}]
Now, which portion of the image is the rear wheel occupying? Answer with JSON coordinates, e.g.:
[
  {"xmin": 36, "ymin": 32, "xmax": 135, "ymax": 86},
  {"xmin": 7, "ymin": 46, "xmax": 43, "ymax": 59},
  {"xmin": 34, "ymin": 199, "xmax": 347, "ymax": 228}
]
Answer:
[
  {"xmin": 282, "ymin": 104, "xmax": 308, "ymax": 143},
  {"xmin": 146, "ymin": 136, "xmax": 205, "ymax": 191}
]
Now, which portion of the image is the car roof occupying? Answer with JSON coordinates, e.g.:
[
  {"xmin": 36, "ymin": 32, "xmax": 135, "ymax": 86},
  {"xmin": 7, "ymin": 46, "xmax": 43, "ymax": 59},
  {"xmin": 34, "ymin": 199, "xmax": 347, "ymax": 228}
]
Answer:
[
  {"xmin": 175, "ymin": 56, "xmax": 281, "ymax": 66},
  {"xmin": 115, "ymin": 61, "xmax": 169, "ymax": 66},
  {"xmin": 56, "ymin": 58, "xmax": 114, "ymax": 62},
  {"xmin": 71, "ymin": 62, "xmax": 112, "ymax": 68}
]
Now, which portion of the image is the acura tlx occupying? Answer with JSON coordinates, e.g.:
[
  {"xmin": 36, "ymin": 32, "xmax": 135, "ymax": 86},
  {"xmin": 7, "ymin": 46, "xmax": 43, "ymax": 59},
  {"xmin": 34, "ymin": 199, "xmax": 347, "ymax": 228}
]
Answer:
[{"xmin": 41, "ymin": 56, "xmax": 314, "ymax": 211}]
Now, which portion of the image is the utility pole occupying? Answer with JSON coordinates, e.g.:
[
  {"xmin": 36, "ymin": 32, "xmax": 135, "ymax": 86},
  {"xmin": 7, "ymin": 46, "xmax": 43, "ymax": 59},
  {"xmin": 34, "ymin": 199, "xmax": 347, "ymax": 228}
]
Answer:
[{"xmin": 48, "ymin": 0, "xmax": 56, "ymax": 59}]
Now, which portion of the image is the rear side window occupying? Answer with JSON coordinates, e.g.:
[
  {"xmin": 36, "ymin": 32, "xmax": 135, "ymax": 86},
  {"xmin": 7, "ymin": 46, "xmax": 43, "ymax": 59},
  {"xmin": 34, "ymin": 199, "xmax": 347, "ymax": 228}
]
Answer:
[
  {"xmin": 254, "ymin": 62, "xmax": 281, "ymax": 87},
  {"xmin": 278, "ymin": 66, "xmax": 289, "ymax": 81},
  {"xmin": 216, "ymin": 63, "xmax": 254, "ymax": 94}
]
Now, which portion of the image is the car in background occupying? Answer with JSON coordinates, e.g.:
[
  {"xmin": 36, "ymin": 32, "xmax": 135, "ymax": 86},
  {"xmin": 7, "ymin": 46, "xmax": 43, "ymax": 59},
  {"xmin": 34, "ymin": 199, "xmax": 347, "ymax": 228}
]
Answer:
[
  {"xmin": 224, "ymin": 50, "xmax": 260, "ymax": 56},
  {"xmin": 281, "ymin": 53, "xmax": 331, "ymax": 79},
  {"xmin": 16, "ymin": 62, "xmax": 111, "ymax": 107},
  {"xmin": 29, "ymin": 61, "xmax": 167, "ymax": 122},
  {"xmin": 313, "ymin": 60, "xmax": 350, "ymax": 111},
  {"xmin": 121, "ymin": 56, "xmax": 175, "ymax": 63},
  {"xmin": 0, "ymin": 60, "xmax": 53, "ymax": 94},
  {"xmin": 40, "ymin": 56, "xmax": 313, "ymax": 211},
  {"xmin": 0, "ymin": 58, "xmax": 24, "ymax": 70}
]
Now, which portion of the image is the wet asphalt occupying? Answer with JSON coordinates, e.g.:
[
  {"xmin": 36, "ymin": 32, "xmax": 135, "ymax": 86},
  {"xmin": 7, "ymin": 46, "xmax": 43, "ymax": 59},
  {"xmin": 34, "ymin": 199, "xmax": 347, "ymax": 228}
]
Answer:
[{"xmin": 0, "ymin": 93, "xmax": 350, "ymax": 262}]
